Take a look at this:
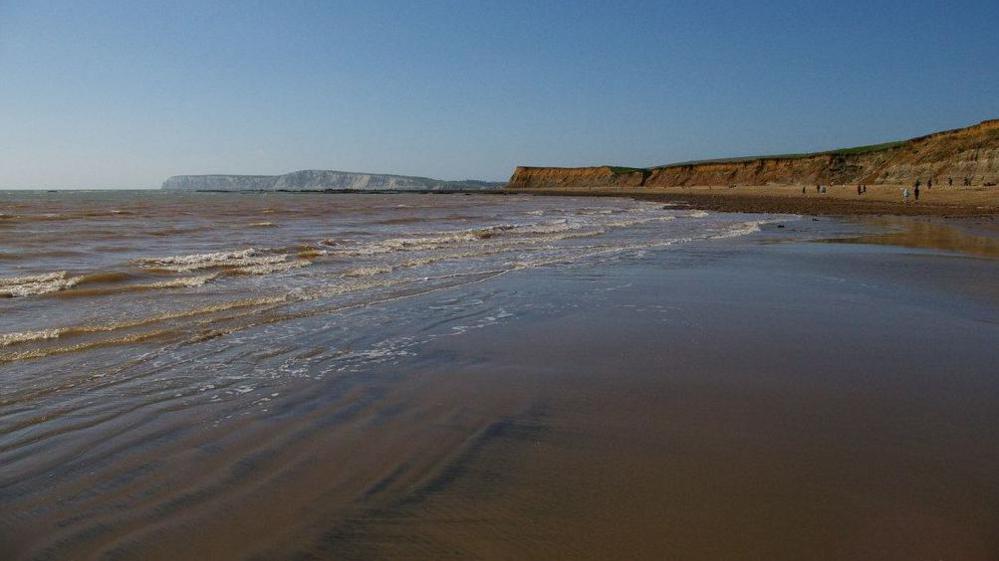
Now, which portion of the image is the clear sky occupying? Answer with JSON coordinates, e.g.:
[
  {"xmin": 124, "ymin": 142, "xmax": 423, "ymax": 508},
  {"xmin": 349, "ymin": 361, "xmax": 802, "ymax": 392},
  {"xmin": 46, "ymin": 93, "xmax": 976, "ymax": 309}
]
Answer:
[{"xmin": 2, "ymin": 0, "xmax": 997, "ymax": 189}]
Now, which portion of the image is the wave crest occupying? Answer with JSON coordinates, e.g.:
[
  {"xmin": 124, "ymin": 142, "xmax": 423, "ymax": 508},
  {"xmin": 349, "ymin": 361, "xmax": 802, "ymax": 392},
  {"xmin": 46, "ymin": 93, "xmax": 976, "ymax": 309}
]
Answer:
[{"xmin": 0, "ymin": 271, "xmax": 82, "ymax": 297}]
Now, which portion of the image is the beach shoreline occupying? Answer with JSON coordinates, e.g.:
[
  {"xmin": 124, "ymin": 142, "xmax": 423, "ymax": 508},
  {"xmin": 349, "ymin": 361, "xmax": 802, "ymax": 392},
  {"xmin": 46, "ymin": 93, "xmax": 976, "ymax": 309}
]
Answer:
[
  {"xmin": 3, "ymin": 197, "xmax": 998, "ymax": 560},
  {"xmin": 504, "ymin": 184, "xmax": 998, "ymax": 216}
]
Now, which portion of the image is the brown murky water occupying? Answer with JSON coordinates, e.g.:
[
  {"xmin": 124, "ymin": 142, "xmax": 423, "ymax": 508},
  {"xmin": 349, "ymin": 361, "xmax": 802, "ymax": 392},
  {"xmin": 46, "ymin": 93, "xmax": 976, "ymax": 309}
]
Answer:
[{"xmin": 1, "ymin": 192, "xmax": 997, "ymax": 560}]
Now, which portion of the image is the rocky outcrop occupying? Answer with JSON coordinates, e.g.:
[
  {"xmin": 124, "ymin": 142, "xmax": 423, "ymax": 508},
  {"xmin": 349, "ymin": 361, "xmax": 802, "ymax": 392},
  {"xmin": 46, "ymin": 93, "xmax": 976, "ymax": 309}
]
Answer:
[
  {"xmin": 162, "ymin": 170, "xmax": 503, "ymax": 191},
  {"xmin": 508, "ymin": 119, "xmax": 999, "ymax": 189}
]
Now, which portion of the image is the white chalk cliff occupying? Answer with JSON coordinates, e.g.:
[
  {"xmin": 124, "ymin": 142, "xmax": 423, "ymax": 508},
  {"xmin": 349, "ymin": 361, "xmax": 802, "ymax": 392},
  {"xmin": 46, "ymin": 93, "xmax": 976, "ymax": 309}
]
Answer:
[{"xmin": 162, "ymin": 170, "xmax": 502, "ymax": 191}]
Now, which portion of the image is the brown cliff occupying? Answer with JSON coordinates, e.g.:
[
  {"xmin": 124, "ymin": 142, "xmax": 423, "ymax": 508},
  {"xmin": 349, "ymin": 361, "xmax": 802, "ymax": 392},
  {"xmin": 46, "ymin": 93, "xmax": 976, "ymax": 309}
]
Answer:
[{"xmin": 508, "ymin": 119, "xmax": 999, "ymax": 190}]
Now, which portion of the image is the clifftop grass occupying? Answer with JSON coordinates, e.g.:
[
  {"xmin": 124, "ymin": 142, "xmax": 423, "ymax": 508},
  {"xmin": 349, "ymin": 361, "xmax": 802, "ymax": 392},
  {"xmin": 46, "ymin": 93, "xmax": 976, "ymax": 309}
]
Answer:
[{"xmin": 657, "ymin": 140, "xmax": 908, "ymax": 169}]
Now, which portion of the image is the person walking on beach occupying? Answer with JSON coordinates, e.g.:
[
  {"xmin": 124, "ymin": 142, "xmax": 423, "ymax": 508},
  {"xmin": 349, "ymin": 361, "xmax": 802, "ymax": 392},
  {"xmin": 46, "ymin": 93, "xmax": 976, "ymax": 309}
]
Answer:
[
  {"xmin": 802, "ymin": 186, "xmax": 806, "ymax": 194},
  {"xmin": 914, "ymin": 183, "xmax": 920, "ymax": 201}
]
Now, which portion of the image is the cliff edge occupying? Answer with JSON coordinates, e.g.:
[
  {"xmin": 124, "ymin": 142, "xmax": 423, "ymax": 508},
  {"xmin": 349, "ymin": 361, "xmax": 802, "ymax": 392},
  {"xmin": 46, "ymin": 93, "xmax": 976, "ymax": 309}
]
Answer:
[{"xmin": 508, "ymin": 120, "xmax": 999, "ymax": 190}]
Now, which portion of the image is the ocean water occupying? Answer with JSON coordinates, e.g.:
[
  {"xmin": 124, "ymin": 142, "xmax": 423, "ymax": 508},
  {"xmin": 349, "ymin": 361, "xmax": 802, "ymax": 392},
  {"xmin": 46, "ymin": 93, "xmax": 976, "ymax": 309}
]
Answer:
[
  {"xmin": 4, "ymin": 191, "xmax": 999, "ymax": 560},
  {"xmin": 0, "ymin": 191, "xmax": 802, "ymax": 559},
  {"xmin": 0, "ymin": 191, "xmax": 776, "ymax": 370}
]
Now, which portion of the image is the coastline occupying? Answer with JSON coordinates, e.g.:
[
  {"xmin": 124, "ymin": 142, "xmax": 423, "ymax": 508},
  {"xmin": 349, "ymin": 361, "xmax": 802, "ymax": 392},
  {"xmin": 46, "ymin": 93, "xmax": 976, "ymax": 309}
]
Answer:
[
  {"xmin": 504, "ymin": 184, "xmax": 999, "ymax": 216},
  {"xmin": 146, "ymin": 185, "xmax": 999, "ymax": 217},
  {"xmin": 3, "ymin": 210, "xmax": 998, "ymax": 560}
]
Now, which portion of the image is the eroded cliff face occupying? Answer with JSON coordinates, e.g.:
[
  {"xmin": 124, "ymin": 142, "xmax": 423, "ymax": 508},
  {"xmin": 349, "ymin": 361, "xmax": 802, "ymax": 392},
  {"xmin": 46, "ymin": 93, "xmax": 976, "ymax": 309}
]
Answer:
[
  {"xmin": 505, "ymin": 166, "xmax": 648, "ymax": 190},
  {"xmin": 508, "ymin": 120, "xmax": 999, "ymax": 189},
  {"xmin": 647, "ymin": 155, "xmax": 840, "ymax": 187},
  {"xmin": 867, "ymin": 120, "xmax": 999, "ymax": 184}
]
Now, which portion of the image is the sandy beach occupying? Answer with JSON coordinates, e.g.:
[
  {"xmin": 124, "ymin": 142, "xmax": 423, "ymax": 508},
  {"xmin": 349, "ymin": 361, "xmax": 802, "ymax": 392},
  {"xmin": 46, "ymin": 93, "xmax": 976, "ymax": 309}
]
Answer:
[
  {"xmin": 507, "ymin": 184, "xmax": 999, "ymax": 216},
  {"xmin": 5, "ymin": 2, "xmax": 998, "ymax": 558},
  {"xmin": 2, "ymin": 195, "xmax": 997, "ymax": 560}
]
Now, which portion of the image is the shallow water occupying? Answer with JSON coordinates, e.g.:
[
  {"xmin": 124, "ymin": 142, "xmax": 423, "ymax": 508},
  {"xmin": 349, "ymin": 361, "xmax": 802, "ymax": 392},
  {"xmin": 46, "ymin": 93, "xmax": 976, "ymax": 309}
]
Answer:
[
  {"xmin": 2, "ymin": 192, "xmax": 996, "ymax": 560},
  {"xmin": 0, "ymin": 192, "xmax": 774, "ymax": 364}
]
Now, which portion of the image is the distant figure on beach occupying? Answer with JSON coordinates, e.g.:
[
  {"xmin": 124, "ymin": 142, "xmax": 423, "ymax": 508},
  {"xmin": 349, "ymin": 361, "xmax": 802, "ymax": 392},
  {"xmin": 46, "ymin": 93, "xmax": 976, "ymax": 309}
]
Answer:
[
  {"xmin": 816, "ymin": 184, "xmax": 820, "ymax": 193},
  {"xmin": 928, "ymin": 178, "xmax": 933, "ymax": 189},
  {"xmin": 914, "ymin": 184, "xmax": 920, "ymax": 201},
  {"xmin": 802, "ymin": 186, "xmax": 806, "ymax": 194},
  {"xmin": 949, "ymin": 177, "xmax": 953, "ymax": 186},
  {"xmin": 863, "ymin": 185, "xmax": 867, "ymax": 193},
  {"xmin": 902, "ymin": 187, "xmax": 910, "ymax": 202}
]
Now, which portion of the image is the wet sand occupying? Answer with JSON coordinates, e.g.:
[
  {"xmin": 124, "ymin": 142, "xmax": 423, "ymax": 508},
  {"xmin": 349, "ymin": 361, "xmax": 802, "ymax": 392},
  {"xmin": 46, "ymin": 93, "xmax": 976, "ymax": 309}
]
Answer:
[
  {"xmin": 2, "ymin": 214, "xmax": 998, "ymax": 560},
  {"xmin": 506, "ymin": 184, "xmax": 999, "ymax": 215}
]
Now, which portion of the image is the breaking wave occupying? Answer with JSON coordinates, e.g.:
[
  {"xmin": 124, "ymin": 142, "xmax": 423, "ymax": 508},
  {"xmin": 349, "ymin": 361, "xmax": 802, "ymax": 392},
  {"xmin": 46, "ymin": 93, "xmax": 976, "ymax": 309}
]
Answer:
[
  {"xmin": 0, "ymin": 197, "xmax": 782, "ymax": 362},
  {"xmin": 0, "ymin": 329, "xmax": 62, "ymax": 347},
  {"xmin": 135, "ymin": 249, "xmax": 285, "ymax": 272},
  {"xmin": 0, "ymin": 271, "xmax": 82, "ymax": 297},
  {"xmin": 229, "ymin": 259, "xmax": 311, "ymax": 276}
]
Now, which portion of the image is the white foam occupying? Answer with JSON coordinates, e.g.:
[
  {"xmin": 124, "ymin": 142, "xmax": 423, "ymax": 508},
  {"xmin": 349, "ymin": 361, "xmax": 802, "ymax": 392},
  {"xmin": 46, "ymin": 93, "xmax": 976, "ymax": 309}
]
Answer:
[
  {"xmin": 0, "ymin": 329, "xmax": 62, "ymax": 347},
  {"xmin": 710, "ymin": 220, "xmax": 769, "ymax": 239},
  {"xmin": 604, "ymin": 215, "xmax": 677, "ymax": 228},
  {"xmin": 0, "ymin": 271, "xmax": 68, "ymax": 286},
  {"xmin": 137, "ymin": 249, "xmax": 289, "ymax": 272},
  {"xmin": 0, "ymin": 201, "xmax": 770, "ymax": 365},
  {"xmin": 333, "ymin": 217, "xmax": 634, "ymax": 258},
  {"xmin": 0, "ymin": 271, "xmax": 82, "ymax": 297},
  {"xmin": 229, "ymin": 259, "xmax": 311, "ymax": 276}
]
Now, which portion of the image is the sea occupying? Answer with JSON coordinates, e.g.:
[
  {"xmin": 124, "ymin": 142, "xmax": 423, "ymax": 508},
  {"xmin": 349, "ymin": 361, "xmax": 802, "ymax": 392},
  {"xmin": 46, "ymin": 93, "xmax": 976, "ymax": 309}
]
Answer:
[
  {"xmin": 4, "ymin": 190, "xmax": 997, "ymax": 561},
  {"xmin": 0, "ymin": 191, "xmax": 775, "ymax": 370}
]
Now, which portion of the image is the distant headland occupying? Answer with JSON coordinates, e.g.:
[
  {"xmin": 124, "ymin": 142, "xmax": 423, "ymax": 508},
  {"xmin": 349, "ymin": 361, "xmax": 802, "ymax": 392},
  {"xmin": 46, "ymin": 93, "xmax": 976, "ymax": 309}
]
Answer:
[{"xmin": 162, "ymin": 170, "xmax": 503, "ymax": 192}]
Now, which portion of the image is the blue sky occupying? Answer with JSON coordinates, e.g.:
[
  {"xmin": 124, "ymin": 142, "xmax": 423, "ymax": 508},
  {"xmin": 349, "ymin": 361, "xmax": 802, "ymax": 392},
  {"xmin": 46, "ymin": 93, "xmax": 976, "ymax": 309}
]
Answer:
[{"xmin": 1, "ymin": 0, "xmax": 997, "ymax": 188}]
